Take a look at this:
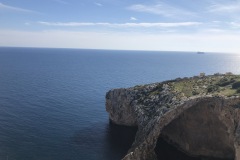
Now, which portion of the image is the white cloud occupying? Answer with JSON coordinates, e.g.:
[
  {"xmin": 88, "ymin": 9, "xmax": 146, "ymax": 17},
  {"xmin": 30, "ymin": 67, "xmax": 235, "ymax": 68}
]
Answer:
[
  {"xmin": 201, "ymin": 28, "xmax": 227, "ymax": 33},
  {"xmin": 208, "ymin": 2, "xmax": 240, "ymax": 13},
  {"xmin": 38, "ymin": 21, "xmax": 104, "ymax": 26},
  {"xmin": 38, "ymin": 21, "xmax": 201, "ymax": 28},
  {"xmin": 1, "ymin": 29, "xmax": 240, "ymax": 53},
  {"xmin": 130, "ymin": 17, "xmax": 137, "ymax": 21},
  {"xmin": 0, "ymin": 2, "xmax": 35, "ymax": 13},
  {"xmin": 230, "ymin": 22, "xmax": 240, "ymax": 28},
  {"xmin": 94, "ymin": 2, "xmax": 103, "ymax": 7},
  {"xmin": 127, "ymin": 3, "xmax": 195, "ymax": 18},
  {"xmin": 212, "ymin": 21, "xmax": 221, "ymax": 23}
]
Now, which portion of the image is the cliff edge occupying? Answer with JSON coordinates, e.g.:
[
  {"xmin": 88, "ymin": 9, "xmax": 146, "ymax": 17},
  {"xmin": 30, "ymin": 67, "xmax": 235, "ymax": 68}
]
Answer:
[{"xmin": 106, "ymin": 74, "xmax": 240, "ymax": 160}]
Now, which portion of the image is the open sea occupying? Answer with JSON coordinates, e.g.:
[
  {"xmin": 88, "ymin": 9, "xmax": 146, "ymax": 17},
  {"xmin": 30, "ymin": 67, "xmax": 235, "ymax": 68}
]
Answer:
[{"xmin": 0, "ymin": 47, "xmax": 240, "ymax": 160}]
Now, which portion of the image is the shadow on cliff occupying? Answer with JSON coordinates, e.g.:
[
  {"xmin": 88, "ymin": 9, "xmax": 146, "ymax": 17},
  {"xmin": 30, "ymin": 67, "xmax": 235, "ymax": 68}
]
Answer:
[
  {"xmin": 155, "ymin": 137, "xmax": 233, "ymax": 160},
  {"xmin": 155, "ymin": 137, "xmax": 201, "ymax": 160},
  {"xmin": 154, "ymin": 99, "xmax": 235, "ymax": 160},
  {"xmin": 105, "ymin": 121, "xmax": 138, "ymax": 159},
  {"xmin": 70, "ymin": 121, "xmax": 137, "ymax": 160}
]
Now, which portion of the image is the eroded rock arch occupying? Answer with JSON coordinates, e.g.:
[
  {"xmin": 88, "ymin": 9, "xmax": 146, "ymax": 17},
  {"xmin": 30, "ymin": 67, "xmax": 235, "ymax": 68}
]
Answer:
[
  {"xmin": 122, "ymin": 97, "xmax": 240, "ymax": 160},
  {"xmin": 106, "ymin": 81, "xmax": 240, "ymax": 160},
  {"xmin": 158, "ymin": 99, "xmax": 235, "ymax": 159}
]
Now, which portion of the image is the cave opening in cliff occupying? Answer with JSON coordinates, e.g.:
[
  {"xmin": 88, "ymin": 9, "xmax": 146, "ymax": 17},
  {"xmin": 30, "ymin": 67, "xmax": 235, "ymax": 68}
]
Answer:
[
  {"xmin": 155, "ymin": 102, "xmax": 234, "ymax": 160},
  {"xmin": 155, "ymin": 136, "xmax": 202, "ymax": 160}
]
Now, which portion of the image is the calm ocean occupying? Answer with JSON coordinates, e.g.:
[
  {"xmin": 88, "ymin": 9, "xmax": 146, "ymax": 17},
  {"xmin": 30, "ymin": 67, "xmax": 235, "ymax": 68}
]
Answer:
[{"xmin": 0, "ymin": 47, "xmax": 239, "ymax": 160}]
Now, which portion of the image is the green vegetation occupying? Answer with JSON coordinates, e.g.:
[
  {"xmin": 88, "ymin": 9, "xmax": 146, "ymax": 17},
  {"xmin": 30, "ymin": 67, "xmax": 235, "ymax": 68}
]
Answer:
[
  {"xmin": 218, "ymin": 89, "xmax": 236, "ymax": 97},
  {"xmin": 217, "ymin": 78, "xmax": 235, "ymax": 87},
  {"xmin": 173, "ymin": 81, "xmax": 194, "ymax": 97},
  {"xmin": 149, "ymin": 84, "xmax": 163, "ymax": 96},
  {"xmin": 207, "ymin": 85, "xmax": 219, "ymax": 93},
  {"xmin": 237, "ymin": 88, "xmax": 240, "ymax": 94},
  {"xmin": 232, "ymin": 81, "xmax": 240, "ymax": 89},
  {"xmin": 134, "ymin": 74, "xmax": 240, "ymax": 106},
  {"xmin": 171, "ymin": 74, "xmax": 240, "ymax": 98},
  {"xmin": 192, "ymin": 90, "xmax": 199, "ymax": 95}
]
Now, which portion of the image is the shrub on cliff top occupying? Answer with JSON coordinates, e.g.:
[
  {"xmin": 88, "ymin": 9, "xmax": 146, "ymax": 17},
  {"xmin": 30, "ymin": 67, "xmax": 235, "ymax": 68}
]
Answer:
[
  {"xmin": 207, "ymin": 85, "xmax": 219, "ymax": 93},
  {"xmin": 232, "ymin": 81, "xmax": 240, "ymax": 89},
  {"xmin": 237, "ymin": 88, "xmax": 240, "ymax": 94},
  {"xmin": 217, "ymin": 78, "xmax": 235, "ymax": 87}
]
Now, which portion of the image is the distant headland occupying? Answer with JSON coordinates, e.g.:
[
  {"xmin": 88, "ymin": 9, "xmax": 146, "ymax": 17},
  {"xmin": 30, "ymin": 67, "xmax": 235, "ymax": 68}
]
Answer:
[
  {"xmin": 106, "ymin": 73, "xmax": 240, "ymax": 160},
  {"xmin": 197, "ymin": 51, "xmax": 205, "ymax": 54}
]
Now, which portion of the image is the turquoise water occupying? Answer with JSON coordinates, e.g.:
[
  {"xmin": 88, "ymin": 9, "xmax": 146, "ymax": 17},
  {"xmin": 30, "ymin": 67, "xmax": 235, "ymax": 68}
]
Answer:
[{"xmin": 0, "ymin": 47, "xmax": 239, "ymax": 160}]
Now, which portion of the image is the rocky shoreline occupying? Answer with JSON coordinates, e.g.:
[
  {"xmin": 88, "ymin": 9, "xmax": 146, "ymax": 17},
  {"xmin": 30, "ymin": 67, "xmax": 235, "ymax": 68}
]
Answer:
[{"xmin": 106, "ymin": 74, "xmax": 240, "ymax": 160}]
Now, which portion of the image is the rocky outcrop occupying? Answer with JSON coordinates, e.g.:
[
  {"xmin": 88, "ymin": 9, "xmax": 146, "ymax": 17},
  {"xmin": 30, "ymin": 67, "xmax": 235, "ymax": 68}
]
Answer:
[
  {"xmin": 106, "ymin": 88, "xmax": 137, "ymax": 126},
  {"xmin": 106, "ymin": 75, "xmax": 240, "ymax": 160}
]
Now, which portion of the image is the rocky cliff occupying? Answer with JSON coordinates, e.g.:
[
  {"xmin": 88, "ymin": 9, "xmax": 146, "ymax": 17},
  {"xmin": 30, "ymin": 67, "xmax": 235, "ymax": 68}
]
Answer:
[{"xmin": 106, "ymin": 74, "xmax": 240, "ymax": 160}]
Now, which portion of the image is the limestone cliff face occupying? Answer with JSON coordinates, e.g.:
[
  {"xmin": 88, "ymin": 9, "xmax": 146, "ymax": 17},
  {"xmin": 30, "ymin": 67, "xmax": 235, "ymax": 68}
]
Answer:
[
  {"xmin": 106, "ymin": 75, "xmax": 240, "ymax": 160},
  {"xmin": 106, "ymin": 88, "xmax": 137, "ymax": 126}
]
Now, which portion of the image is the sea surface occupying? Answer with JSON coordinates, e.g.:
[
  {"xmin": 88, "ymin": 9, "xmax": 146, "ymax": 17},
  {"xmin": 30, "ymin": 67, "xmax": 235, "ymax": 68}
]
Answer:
[{"xmin": 0, "ymin": 47, "xmax": 240, "ymax": 160}]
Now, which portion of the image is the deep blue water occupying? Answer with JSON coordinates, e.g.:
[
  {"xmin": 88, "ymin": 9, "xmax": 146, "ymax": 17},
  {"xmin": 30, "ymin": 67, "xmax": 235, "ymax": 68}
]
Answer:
[{"xmin": 0, "ymin": 47, "xmax": 240, "ymax": 160}]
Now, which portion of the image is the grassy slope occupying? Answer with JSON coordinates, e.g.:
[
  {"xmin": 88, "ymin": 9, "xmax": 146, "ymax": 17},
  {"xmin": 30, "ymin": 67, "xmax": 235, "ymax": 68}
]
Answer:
[{"xmin": 171, "ymin": 75, "xmax": 240, "ymax": 98}]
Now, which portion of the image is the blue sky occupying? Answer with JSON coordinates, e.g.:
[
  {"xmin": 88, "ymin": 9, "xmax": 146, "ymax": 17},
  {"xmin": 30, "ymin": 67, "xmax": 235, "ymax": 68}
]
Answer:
[{"xmin": 1, "ymin": 0, "xmax": 240, "ymax": 53}]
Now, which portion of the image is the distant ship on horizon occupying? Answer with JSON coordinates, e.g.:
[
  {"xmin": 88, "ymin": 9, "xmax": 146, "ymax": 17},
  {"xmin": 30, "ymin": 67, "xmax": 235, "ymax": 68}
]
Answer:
[{"xmin": 197, "ymin": 51, "xmax": 205, "ymax": 54}]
